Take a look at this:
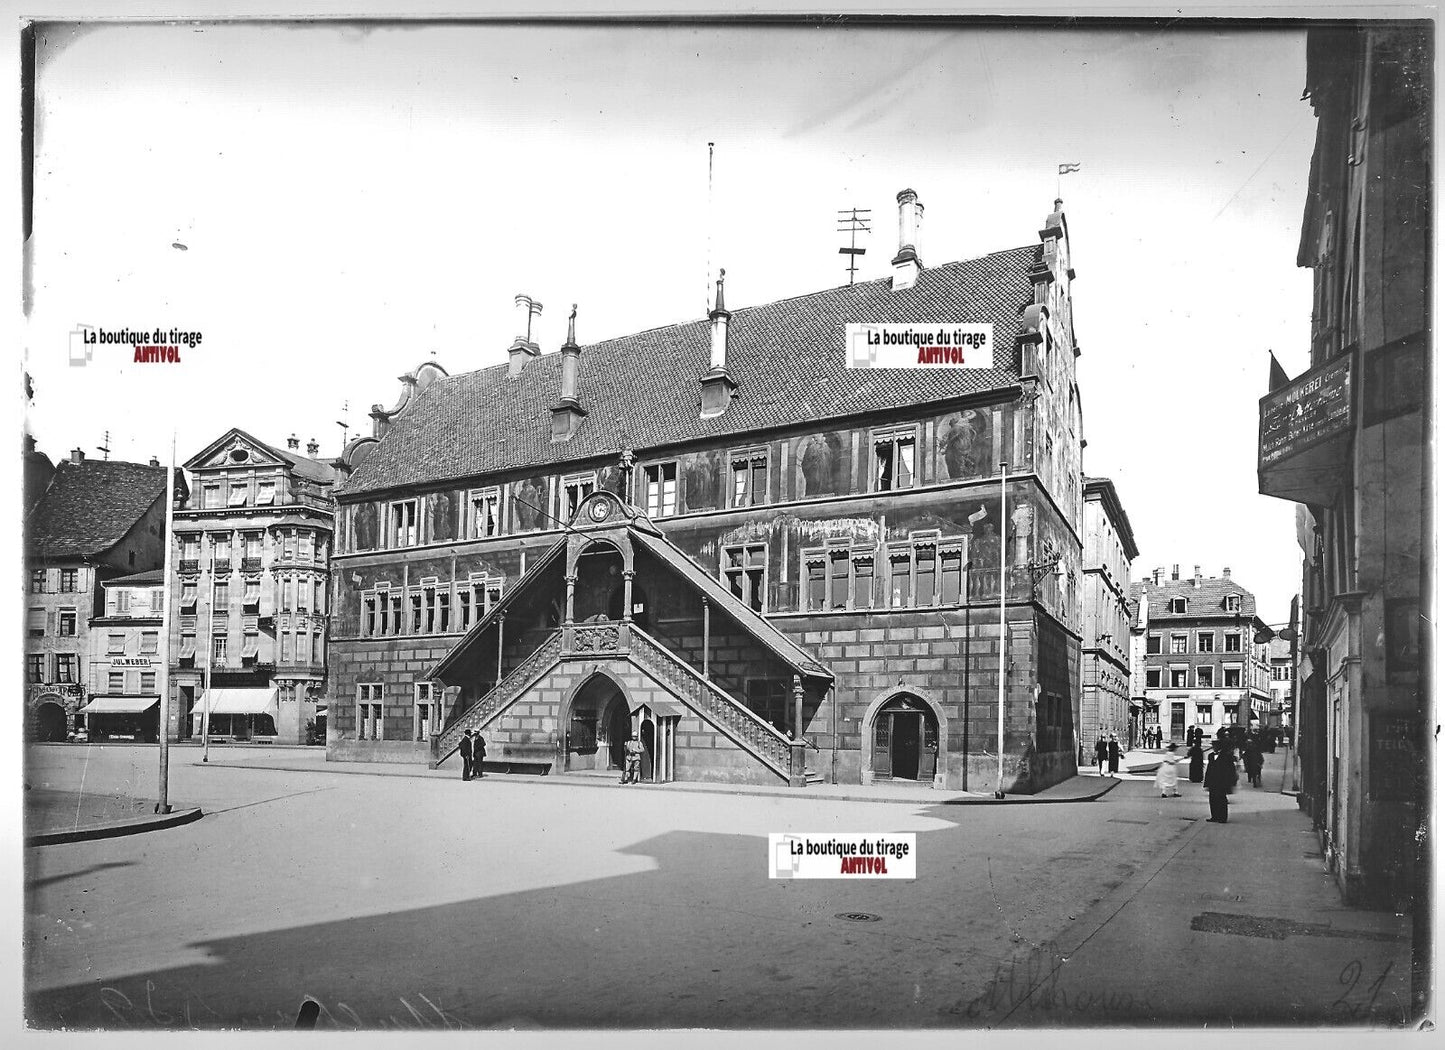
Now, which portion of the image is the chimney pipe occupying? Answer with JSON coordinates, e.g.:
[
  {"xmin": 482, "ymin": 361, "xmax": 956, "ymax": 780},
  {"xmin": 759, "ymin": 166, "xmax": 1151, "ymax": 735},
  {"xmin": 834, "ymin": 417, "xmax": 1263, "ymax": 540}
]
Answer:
[
  {"xmin": 891, "ymin": 188, "xmax": 924, "ymax": 291},
  {"xmin": 1223, "ymin": 566, "xmax": 1231, "ymax": 579},
  {"xmin": 700, "ymin": 269, "xmax": 740, "ymax": 419},
  {"xmin": 509, "ymin": 294, "xmax": 543, "ymax": 377},
  {"xmin": 70, "ymin": 448, "xmax": 84, "ymax": 464},
  {"xmin": 287, "ymin": 434, "xmax": 300, "ymax": 451},
  {"xmin": 149, "ymin": 456, "xmax": 160, "ymax": 467},
  {"xmin": 1194, "ymin": 565, "xmax": 1202, "ymax": 587},
  {"xmin": 1171, "ymin": 564, "xmax": 1179, "ymax": 581},
  {"xmin": 307, "ymin": 438, "xmax": 320, "ymax": 457}
]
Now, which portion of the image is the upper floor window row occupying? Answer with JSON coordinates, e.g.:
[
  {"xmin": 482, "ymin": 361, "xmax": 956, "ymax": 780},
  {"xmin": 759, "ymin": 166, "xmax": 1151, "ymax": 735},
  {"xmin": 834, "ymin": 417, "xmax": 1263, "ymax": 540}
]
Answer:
[{"xmin": 200, "ymin": 476, "xmax": 284, "ymax": 510}]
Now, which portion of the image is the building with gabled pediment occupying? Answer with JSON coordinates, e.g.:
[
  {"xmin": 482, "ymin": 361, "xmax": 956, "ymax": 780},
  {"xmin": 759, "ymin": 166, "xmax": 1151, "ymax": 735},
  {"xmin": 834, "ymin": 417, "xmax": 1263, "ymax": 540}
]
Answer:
[
  {"xmin": 327, "ymin": 190, "xmax": 1090, "ymax": 793},
  {"xmin": 167, "ymin": 429, "xmax": 342, "ymax": 744}
]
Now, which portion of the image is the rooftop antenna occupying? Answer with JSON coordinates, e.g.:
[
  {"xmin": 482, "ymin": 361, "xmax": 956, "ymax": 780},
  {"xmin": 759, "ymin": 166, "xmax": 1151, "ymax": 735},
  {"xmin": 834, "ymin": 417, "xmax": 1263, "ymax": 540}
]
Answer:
[
  {"xmin": 96, "ymin": 430, "xmax": 111, "ymax": 461},
  {"xmin": 336, "ymin": 400, "xmax": 350, "ymax": 450},
  {"xmin": 837, "ymin": 207, "xmax": 871, "ymax": 284}
]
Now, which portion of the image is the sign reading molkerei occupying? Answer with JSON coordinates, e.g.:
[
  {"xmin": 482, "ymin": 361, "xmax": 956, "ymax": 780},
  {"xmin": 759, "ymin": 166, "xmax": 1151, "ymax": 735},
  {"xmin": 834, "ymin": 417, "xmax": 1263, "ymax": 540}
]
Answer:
[
  {"xmin": 846, "ymin": 323, "xmax": 993, "ymax": 370},
  {"xmin": 1257, "ymin": 353, "xmax": 1352, "ymax": 469}
]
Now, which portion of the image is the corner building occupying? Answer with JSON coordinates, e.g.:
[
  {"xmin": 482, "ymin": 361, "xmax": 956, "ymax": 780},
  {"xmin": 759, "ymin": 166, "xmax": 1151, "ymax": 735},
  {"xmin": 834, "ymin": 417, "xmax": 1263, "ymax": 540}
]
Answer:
[{"xmin": 328, "ymin": 191, "xmax": 1086, "ymax": 792}]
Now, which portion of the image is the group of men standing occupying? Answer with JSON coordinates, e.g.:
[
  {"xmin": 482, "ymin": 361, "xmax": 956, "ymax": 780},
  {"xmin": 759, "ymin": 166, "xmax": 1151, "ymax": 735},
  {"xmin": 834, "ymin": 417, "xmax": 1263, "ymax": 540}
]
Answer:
[{"xmin": 459, "ymin": 729, "xmax": 487, "ymax": 781}]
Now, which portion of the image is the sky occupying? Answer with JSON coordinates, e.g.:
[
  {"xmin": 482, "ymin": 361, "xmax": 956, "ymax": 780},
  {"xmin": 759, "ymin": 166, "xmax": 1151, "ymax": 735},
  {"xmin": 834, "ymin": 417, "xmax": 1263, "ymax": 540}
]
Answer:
[{"xmin": 22, "ymin": 20, "xmax": 1319, "ymax": 623}]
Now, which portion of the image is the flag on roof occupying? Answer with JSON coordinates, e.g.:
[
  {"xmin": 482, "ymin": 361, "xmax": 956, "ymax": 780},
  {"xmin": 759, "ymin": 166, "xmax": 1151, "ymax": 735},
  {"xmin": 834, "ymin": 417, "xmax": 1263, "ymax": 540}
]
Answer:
[{"xmin": 1058, "ymin": 162, "xmax": 1082, "ymax": 175}]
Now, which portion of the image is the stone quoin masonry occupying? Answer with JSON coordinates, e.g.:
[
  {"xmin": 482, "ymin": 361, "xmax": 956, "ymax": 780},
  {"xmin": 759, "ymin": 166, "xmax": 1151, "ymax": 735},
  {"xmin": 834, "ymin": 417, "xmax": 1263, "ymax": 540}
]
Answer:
[{"xmin": 326, "ymin": 190, "xmax": 1098, "ymax": 793}]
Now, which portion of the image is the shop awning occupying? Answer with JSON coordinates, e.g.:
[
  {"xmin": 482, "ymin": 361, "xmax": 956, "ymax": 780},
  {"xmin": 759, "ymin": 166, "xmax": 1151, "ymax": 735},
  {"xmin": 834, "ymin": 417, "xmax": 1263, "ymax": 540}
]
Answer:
[
  {"xmin": 196, "ymin": 688, "xmax": 277, "ymax": 716},
  {"xmin": 78, "ymin": 696, "xmax": 160, "ymax": 715}
]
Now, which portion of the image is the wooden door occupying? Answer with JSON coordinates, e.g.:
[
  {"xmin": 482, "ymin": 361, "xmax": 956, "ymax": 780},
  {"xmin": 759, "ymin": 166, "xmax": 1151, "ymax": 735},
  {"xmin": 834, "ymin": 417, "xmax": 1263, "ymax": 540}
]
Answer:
[
  {"xmin": 920, "ymin": 715, "xmax": 939, "ymax": 781},
  {"xmin": 893, "ymin": 714, "xmax": 921, "ymax": 780},
  {"xmin": 873, "ymin": 714, "xmax": 892, "ymax": 777}
]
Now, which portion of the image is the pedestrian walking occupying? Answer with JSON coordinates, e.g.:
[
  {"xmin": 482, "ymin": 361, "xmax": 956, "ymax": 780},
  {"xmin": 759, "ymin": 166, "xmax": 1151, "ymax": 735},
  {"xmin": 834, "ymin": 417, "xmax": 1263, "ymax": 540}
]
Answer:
[
  {"xmin": 1203, "ymin": 736, "xmax": 1238, "ymax": 823},
  {"xmin": 473, "ymin": 731, "xmax": 487, "ymax": 778},
  {"xmin": 1242, "ymin": 736, "xmax": 1264, "ymax": 788},
  {"xmin": 1188, "ymin": 737, "xmax": 1205, "ymax": 783},
  {"xmin": 1155, "ymin": 742, "xmax": 1181, "ymax": 797},
  {"xmin": 1094, "ymin": 736, "xmax": 1109, "ymax": 775},
  {"xmin": 1107, "ymin": 733, "xmax": 1121, "ymax": 775},
  {"xmin": 621, "ymin": 734, "xmax": 643, "ymax": 784},
  {"xmin": 459, "ymin": 729, "xmax": 474, "ymax": 781}
]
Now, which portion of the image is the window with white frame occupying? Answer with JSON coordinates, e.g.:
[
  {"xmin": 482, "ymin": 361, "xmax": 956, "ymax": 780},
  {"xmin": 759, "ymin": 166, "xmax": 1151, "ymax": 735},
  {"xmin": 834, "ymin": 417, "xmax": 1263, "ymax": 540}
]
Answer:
[
  {"xmin": 1169, "ymin": 666, "xmax": 1188, "ymax": 688},
  {"xmin": 30, "ymin": 569, "xmax": 47, "ymax": 593},
  {"xmin": 363, "ymin": 594, "xmax": 378, "ymax": 637},
  {"xmin": 1222, "ymin": 703, "xmax": 1239, "ymax": 723},
  {"xmin": 470, "ymin": 487, "xmax": 504, "ymax": 538},
  {"xmin": 390, "ymin": 499, "xmax": 419, "ymax": 548},
  {"xmin": 1170, "ymin": 597, "xmax": 1187, "ymax": 614},
  {"xmin": 1196, "ymin": 665, "xmax": 1214, "ymax": 688},
  {"xmin": 723, "ymin": 543, "xmax": 767, "ymax": 612},
  {"xmin": 1146, "ymin": 668, "xmax": 1162, "ymax": 688},
  {"xmin": 410, "ymin": 592, "xmax": 424, "ymax": 634},
  {"xmin": 297, "ymin": 577, "xmax": 310, "ymax": 613},
  {"xmin": 1195, "ymin": 704, "xmax": 1214, "ymax": 725},
  {"xmin": 1196, "ymin": 631, "xmax": 1215, "ymax": 653},
  {"xmin": 387, "ymin": 593, "xmax": 402, "ymax": 635},
  {"xmin": 1224, "ymin": 632, "xmax": 1242, "ymax": 652},
  {"xmin": 108, "ymin": 632, "xmax": 126, "ymax": 654},
  {"xmin": 58, "ymin": 609, "xmax": 76, "ymax": 636},
  {"xmin": 1225, "ymin": 594, "xmax": 1241, "ymax": 612},
  {"xmin": 729, "ymin": 448, "xmax": 768, "ymax": 508},
  {"xmin": 55, "ymin": 653, "xmax": 78, "ymax": 683},
  {"xmin": 873, "ymin": 427, "xmax": 917, "ymax": 491},
  {"xmin": 140, "ymin": 631, "xmax": 159, "ymax": 654},
  {"xmin": 643, "ymin": 462, "xmax": 678, "ymax": 518},
  {"xmin": 414, "ymin": 681, "xmax": 439, "ymax": 741},
  {"xmin": 358, "ymin": 683, "xmax": 384, "ymax": 741},
  {"xmin": 60, "ymin": 568, "xmax": 77, "ymax": 592},
  {"xmin": 1223, "ymin": 665, "xmax": 1242, "ymax": 688},
  {"xmin": 560, "ymin": 473, "xmax": 596, "ymax": 522},
  {"xmin": 26, "ymin": 654, "xmax": 44, "ymax": 683},
  {"xmin": 1170, "ymin": 634, "xmax": 1188, "ymax": 654},
  {"xmin": 213, "ymin": 626, "xmax": 228, "ymax": 661}
]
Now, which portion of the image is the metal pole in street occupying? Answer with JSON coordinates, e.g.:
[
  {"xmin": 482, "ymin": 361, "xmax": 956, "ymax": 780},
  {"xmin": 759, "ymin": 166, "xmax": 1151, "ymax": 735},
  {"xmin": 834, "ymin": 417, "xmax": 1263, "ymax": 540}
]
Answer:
[
  {"xmin": 995, "ymin": 460, "xmax": 1007, "ymax": 799},
  {"xmin": 202, "ymin": 574, "xmax": 215, "ymax": 762},
  {"xmin": 155, "ymin": 438, "xmax": 175, "ymax": 814}
]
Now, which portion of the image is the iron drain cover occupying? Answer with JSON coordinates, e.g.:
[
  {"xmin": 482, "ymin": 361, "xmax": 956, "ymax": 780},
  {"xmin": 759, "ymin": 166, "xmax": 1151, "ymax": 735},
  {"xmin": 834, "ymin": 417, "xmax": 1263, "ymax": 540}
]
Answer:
[{"xmin": 835, "ymin": 912, "xmax": 882, "ymax": 923}]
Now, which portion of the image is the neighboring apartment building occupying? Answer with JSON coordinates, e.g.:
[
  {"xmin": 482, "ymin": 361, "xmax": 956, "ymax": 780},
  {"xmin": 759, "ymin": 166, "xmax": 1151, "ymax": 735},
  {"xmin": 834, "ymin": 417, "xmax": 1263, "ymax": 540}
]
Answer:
[
  {"xmin": 83, "ymin": 570, "xmax": 166, "ymax": 740},
  {"xmin": 1081, "ymin": 477, "xmax": 1138, "ymax": 749},
  {"xmin": 1129, "ymin": 566, "xmax": 1272, "ymax": 743},
  {"xmin": 24, "ymin": 450, "xmax": 173, "ymax": 741},
  {"xmin": 1257, "ymin": 23, "xmax": 1429, "ymax": 910},
  {"xmin": 328, "ymin": 189, "xmax": 1092, "ymax": 793},
  {"xmin": 169, "ymin": 430, "xmax": 341, "ymax": 744},
  {"xmin": 1264, "ymin": 634, "xmax": 1295, "ymax": 732}
]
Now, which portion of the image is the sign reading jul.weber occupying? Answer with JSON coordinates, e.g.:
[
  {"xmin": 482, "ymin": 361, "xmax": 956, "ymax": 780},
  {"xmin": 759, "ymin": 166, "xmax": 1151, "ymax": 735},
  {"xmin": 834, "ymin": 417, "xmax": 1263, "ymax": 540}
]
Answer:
[
  {"xmin": 769, "ymin": 833, "xmax": 916, "ymax": 879},
  {"xmin": 846, "ymin": 323, "xmax": 993, "ymax": 370}
]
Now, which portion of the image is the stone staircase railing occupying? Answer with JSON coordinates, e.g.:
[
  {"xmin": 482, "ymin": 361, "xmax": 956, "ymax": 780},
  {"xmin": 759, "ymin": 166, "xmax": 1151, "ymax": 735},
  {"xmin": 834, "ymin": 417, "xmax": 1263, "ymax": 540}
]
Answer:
[
  {"xmin": 628, "ymin": 625, "xmax": 793, "ymax": 782},
  {"xmin": 432, "ymin": 630, "xmax": 564, "ymax": 765}
]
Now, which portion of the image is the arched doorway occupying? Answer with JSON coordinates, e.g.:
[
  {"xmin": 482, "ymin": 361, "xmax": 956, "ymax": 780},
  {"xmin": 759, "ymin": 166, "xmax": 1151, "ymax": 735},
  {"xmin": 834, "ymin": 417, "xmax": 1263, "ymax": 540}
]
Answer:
[
  {"xmin": 33, "ymin": 701, "xmax": 67, "ymax": 742},
  {"xmin": 871, "ymin": 694, "xmax": 939, "ymax": 782},
  {"xmin": 564, "ymin": 672, "xmax": 631, "ymax": 773}
]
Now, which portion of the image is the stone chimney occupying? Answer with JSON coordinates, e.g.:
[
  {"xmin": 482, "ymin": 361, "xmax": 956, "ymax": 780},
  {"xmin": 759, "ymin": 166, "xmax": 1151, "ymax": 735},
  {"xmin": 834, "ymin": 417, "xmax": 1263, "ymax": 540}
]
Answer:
[
  {"xmin": 509, "ymin": 294, "xmax": 543, "ymax": 378},
  {"xmin": 1171, "ymin": 564, "xmax": 1179, "ymax": 581},
  {"xmin": 699, "ymin": 268, "xmax": 738, "ymax": 419},
  {"xmin": 1193, "ymin": 565, "xmax": 1202, "ymax": 587},
  {"xmin": 70, "ymin": 448, "xmax": 84, "ymax": 464},
  {"xmin": 307, "ymin": 438, "xmax": 320, "ymax": 458},
  {"xmin": 550, "ymin": 304, "xmax": 588, "ymax": 442},
  {"xmin": 1152, "ymin": 567, "xmax": 1162, "ymax": 586},
  {"xmin": 149, "ymin": 456, "xmax": 160, "ymax": 467},
  {"xmin": 891, "ymin": 188, "xmax": 924, "ymax": 290},
  {"xmin": 1223, "ymin": 566, "xmax": 1231, "ymax": 579},
  {"xmin": 287, "ymin": 434, "xmax": 300, "ymax": 451}
]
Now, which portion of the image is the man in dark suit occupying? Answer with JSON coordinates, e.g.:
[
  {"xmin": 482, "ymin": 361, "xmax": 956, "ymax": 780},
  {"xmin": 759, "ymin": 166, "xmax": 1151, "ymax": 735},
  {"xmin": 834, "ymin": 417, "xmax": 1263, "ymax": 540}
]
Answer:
[
  {"xmin": 1202, "ymin": 736, "xmax": 1238, "ymax": 823},
  {"xmin": 459, "ymin": 729, "xmax": 474, "ymax": 781},
  {"xmin": 473, "ymin": 732, "xmax": 487, "ymax": 778}
]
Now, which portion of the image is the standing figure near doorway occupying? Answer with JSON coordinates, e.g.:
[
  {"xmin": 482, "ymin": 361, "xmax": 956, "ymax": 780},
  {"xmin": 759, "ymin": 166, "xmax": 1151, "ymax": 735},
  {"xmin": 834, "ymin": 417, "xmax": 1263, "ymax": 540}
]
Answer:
[{"xmin": 621, "ymin": 734, "xmax": 642, "ymax": 784}]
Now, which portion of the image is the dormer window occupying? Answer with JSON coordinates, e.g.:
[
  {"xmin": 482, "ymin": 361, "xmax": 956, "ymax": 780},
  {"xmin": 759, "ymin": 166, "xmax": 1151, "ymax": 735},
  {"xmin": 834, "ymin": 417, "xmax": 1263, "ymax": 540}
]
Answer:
[
  {"xmin": 1170, "ymin": 597, "xmax": 1188, "ymax": 614},
  {"xmin": 1225, "ymin": 594, "xmax": 1241, "ymax": 613}
]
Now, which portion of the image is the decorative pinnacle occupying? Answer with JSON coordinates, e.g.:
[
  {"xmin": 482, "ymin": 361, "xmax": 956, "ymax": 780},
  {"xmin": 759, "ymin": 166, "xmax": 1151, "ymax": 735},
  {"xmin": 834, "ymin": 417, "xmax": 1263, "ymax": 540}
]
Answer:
[
  {"xmin": 714, "ymin": 268, "xmax": 726, "ymax": 313},
  {"xmin": 565, "ymin": 303, "xmax": 578, "ymax": 347}
]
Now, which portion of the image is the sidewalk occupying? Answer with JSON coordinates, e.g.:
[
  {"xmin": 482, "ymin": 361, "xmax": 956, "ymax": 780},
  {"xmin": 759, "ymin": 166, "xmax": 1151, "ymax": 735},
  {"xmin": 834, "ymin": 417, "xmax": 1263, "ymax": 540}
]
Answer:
[
  {"xmin": 972, "ymin": 748, "xmax": 1417, "ymax": 1027},
  {"xmin": 192, "ymin": 744, "xmax": 1120, "ymax": 806},
  {"xmin": 23, "ymin": 786, "xmax": 202, "ymax": 846}
]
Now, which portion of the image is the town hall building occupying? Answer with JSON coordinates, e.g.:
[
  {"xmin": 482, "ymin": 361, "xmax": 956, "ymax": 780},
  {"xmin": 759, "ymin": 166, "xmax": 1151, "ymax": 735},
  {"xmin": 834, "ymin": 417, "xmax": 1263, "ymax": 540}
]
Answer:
[{"xmin": 326, "ymin": 189, "xmax": 1089, "ymax": 793}]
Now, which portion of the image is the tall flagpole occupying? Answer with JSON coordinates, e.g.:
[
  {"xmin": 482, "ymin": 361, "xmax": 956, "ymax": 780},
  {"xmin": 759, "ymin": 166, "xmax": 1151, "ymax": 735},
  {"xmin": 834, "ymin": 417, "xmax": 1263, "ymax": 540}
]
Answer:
[
  {"xmin": 202, "ymin": 573, "xmax": 215, "ymax": 762},
  {"xmin": 156, "ymin": 436, "xmax": 176, "ymax": 813},
  {"xmin": 996, "ymin": 460, "xmax": 1008, "ymax": 799}
]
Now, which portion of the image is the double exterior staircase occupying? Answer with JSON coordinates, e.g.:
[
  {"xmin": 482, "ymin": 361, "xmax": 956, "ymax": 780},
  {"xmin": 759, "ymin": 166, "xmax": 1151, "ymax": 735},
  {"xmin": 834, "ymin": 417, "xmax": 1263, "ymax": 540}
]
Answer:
[{"xmin": 430, "ymin": 621, "xmax": 801, "ymax": 784}]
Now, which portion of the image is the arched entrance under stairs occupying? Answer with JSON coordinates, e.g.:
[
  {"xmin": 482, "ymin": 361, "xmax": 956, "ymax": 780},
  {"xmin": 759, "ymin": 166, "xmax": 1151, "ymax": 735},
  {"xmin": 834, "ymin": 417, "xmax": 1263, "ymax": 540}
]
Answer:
[{"xmin": 563, "ymin": 672, "xmax": 632, "ymax": 774}]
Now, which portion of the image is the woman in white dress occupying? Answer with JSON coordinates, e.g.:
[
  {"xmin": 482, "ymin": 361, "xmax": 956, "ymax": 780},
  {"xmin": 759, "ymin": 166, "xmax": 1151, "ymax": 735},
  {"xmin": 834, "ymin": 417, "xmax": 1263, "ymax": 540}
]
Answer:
[{"xmin": 1155, "ymin": 742, "xmax": 1181, "ymax": 798}]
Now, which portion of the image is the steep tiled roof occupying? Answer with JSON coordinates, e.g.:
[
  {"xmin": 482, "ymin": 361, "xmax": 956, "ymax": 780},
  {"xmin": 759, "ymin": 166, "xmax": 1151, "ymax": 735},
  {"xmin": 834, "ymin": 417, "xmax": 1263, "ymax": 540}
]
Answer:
[
  {"xmin": 26, "ymin": 459, "xmax": 167, "ymax": 560},
  {"xmin": 1128, "ymin": 576, "xmax": 1261, "ymax": 621},
  {"xmin": 339, "ymin": 245, "xmax": 1041, "ymax": 496},
  {"xmin": 104, "ymin": 569, "xmax": 165, "ymax": 586}
]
